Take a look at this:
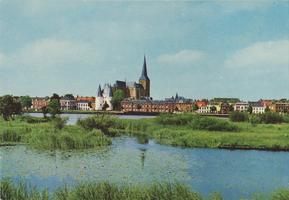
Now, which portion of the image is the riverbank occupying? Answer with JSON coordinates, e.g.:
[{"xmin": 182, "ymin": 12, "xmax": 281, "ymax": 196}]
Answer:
[{"xmin": 2, "ymin": 177, "xmax": 288, "ymax": 200}]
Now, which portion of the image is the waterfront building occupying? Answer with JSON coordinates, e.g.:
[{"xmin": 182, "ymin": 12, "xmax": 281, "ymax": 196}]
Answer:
[
  {"xmin": 248, "ymin": 101, "xmax": 265, "ymax": 114},
  {"xmin": 95, "ymin": 83, "xmax": 113, "ymax": 110},
  {"xmin": 76, "ymin": 100, "xmax": 90, "ymax": 110},
  {"xmin": 121, "ymin": 99, "xmax": 175, "ymax": 113},
  {"xmin": 60, "ymin": 96, "xmax": 77, "ymax": 110},
  {"xmin": 31, "ymin": 97, "xmax": 50, "ymax": 110},
  {"xmin": 234, "ymin": 102, "xmax": 249, "ymax": 112},
  {"xmin": 111, "ymin": 56, "xmax": 150, "ymax": 100}
]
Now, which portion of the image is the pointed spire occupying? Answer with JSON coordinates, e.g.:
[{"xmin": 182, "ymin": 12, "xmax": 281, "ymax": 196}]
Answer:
[
  {"xmin": 139, "ymin": 55, "xmax": 150, "ymax": 80},
  {"xmin": 97, "ymin": 84, "xmax": 102, "ymax": 97},
  {"xmin": 108, "ymin": 85, "xmax": 113, "ymax": 97}
]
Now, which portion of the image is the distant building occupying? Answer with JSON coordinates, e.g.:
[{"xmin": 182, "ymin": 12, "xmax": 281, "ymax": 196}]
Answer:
[
  {"xmin": 95, "ymin": 83, "xmax": 113, "ymax": 110},
  {"xmin": 234, "ymin": 102, "xmax": 249, "ymax": 112},
  {"xmin": 111, "ymin": 56, "xmax": 150, "ymax": 100},
  {"xmin": 248, "ymin": 102, "xmax": 265, "ymax": 114},
  {"xmin": 60, "ymin": 96, "xmax": 77, "ymax": 110},
  {"xmin": 122, "ymin": 99, "xmax": 176, "ymax": 113},
  {"xmin": 76, "ymin": 100, "xmax": 90, "ymax": 110},
  {"xmin": 31, "ymin": 97, "xmax": 50, "ymax": 110}
]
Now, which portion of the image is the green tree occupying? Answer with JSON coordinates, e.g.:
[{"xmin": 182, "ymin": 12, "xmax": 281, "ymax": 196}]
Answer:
[
  {"xmin": 247, "ymin": 105, "xmax": 253, "ymax": 114},
  {"xmin": 193, "ymin": 104, "xmax": 199, "ymax": 113},
  {"xmin": 20, "ymin": 95, "xmax": 32, "ymax": 110},
  {"xmin": 282, "ymin": 107, "xmax": 288, "ymax": 114},
  {"xmin": 65, "ymin": 94, "xmax": 74, "ymax": 99},
  {"xmin": 50, "ymin": 93, "xmax": 61, "ymax": 103},
  {"xmin": 136, "ymin": 104, "xmax": 142, "ymax": 109},
  {"xmin": 175, "ymin": 106, "xmax": 179, "ymax": 111},
  {"xmin": 42, "ymin": 106, "xmax": 49, "ymax": 118},
  {"xmin": 265, "ymin": 106, "xmax": 270, "ymax": 113},
  {"xmin": 48, "ymin": 99, "xmax": 61, "ymax": 117},
  {"xmin": 210, "ymin": 105, "xmax": 216, "ymax": 113},
  {"xmin": 0, "ymin": 95, "xmax": 22, "ymax": 120},
  {"xmin": 229, "ymin": 105, "xmax": 234, "ymax": 112},
  {"xmin": 102, "ymin": 101, "xmax": 109, "ymax": 111},
  {"xmin": 111, "ymin": 89, "xmax": 125, "ymax": 111}
]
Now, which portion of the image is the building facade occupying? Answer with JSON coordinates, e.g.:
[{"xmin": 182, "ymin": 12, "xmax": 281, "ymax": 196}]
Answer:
[
  {"xmin": 122, "ymin": 99, "xmax": 176, "ymax": 113},
  {"xmin": 60, "ymin": 96, "xmax": 77, "ymax": 110},
  {"xmin": 31, "ymin": 97, "xmax": 50, "ymax": 110}
]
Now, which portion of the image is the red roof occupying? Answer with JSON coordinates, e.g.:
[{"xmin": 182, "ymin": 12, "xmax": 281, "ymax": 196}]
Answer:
[{"xmin": 196, "ymin": 102, "xmax": 207, "ymax": 107}]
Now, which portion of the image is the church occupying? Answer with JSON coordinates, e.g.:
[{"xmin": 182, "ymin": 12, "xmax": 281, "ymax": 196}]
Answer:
[
  {"xmin": 111, "ymin": 55, "xmax": 150, "ymax": 100},
  {"xmin": 95, "ymin": 56, "xmax": 150, "ymax": 110}
]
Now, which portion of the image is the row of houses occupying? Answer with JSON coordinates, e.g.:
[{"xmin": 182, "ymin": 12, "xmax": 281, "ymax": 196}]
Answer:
[{"xmin": 121, "ymin": 96, "xmax": 289, "ymax": 114}]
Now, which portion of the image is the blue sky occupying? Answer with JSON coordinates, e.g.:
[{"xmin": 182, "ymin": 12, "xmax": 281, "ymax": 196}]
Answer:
[{"xmin": 0, "ymin": 1, "xmax": 288, "ymax": 101}]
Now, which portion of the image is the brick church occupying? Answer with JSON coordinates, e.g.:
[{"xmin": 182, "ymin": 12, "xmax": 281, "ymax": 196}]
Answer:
[{"xmin": 111, "ymin": 56, "xmax": 150, "ymax": 100}]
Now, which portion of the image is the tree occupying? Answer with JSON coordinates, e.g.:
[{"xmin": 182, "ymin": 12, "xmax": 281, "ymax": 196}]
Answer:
[
  {"xmin": 282, "ymin": 107, "xmax": 288, "ymax": 114},
  {"xmin": 175, "ymin": 106, "xmax": 179, "ymax": 111},
  {"xmin": 42, "ymin": 106, "xmax": 48, "ymax": 118},
  {"xmin": 102, "ymin": 101, "xmax": 109, "ymax": 111},
  {"xmin": 50, "ymin": 93, "xmax": 61, "ymax": 103},
  {"xmin": 210, "ymin": 105, "xmax": 216, "ymax": 113},
  {"xmin": 265, "ymin": 106, "xmax": 270, "ymax": 113},
  {"xmin": 229, "ymin": 105, "xmax": 234, "ymax": 112},
  {"xmin": 65, "ymin": 94, "xmax": 74, "ymax": 99},
  {"xmin": 136, "ymin": 104, "xmax": 142, "ymax": 109},
  {"xmin": 193, "ymin": 104, "xmax": 199, "ymax": 113},
  {"xmin": 0, "ymin": 95, "xmax": 22, "ymax": 120},
  {"xmin": 247, "ymin": 105, "xmax": 253, "ymax": 114},
  {"xmin": 110, "ymin": 89, "xmax": 125, "ymax": 111},
  {"xmin": 20, "ymin": 95, "xmax": 32, "ymax": 110},
  {"xmin": 48, "ymin": 99, "xmax": 61, "ymax": 117}
]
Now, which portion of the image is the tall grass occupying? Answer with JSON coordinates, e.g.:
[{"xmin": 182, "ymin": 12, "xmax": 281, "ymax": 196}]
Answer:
[
  {"xmin": 77, "ymin": 114, "xmax": 118, "ymax": 132},
  {"xmin": 0, "ymin": 178, "xmax": 222, "ymax": 200}
]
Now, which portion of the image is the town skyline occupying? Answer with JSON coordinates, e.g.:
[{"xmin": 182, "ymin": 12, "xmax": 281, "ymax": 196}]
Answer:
[{"xmin": 0, "ymin": 1, "xmax": 288, "ymax": 101}]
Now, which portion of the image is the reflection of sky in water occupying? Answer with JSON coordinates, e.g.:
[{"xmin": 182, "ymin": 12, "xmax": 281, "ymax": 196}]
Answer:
[{"xmin": 1, "ymin": 136, "xmax": 289, "ymax": 200}]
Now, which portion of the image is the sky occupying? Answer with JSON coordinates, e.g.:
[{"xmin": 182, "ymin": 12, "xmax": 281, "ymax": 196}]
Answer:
[{"xmin": 0, "ymin": 1, "xmax": 288, "ymax": 101}]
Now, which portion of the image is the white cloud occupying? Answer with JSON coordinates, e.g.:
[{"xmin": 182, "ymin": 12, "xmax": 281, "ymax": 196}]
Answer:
[
  {"xmin": 225, "ymin": 40, "xmax": 289, "ymax": 70},
  {"xmin": 157, "ymin": 50, "xmax": 204, "ymax": 65},
  {"xmin": 5, "ymin": 38, "xmax": 102, "ymax": 69}
]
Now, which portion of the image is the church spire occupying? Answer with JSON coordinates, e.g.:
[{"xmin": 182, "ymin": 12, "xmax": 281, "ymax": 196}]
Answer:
[
  {"xmin": 97, "ymin": 84, "xmax": 102, "ymax": 97},
  {"xmin": 139, "ymin": 55, "xmax": 150, "ymax": 81}
]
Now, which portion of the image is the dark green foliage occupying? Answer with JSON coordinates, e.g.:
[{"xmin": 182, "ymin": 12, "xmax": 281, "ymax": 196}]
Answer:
[
  {"xmin": 175, "ymin": 106, "xmax": 179, "ymax": 111},
  {"xmin": 18, "ymin": 115, "xmax": 49, "ymax": 123},
  {"xmin": 50, "ymin": 93, "xmax": 60, "ymax": 103},
  {"xmin": 188, "ymin": 116, "xmax": 239, "ymax": 132},
  {"xmin": 256, "ymin": 112, "xmax": 283, "ymax": 124},
  {"xmin": 0, "ymin": 129, "xmax": 22, "ymax": 142},
  {"xmin": 49, "ymin": 116, "xmax": 68, "ymax": 130},
  {"xmin": 155, "ymin": 113, "xmax": 197, "ymax": 126},
  {"xmin": 282, "ymin": 107, "xmax": 288, "ymax": 114},
  {"xmin": 247, "ymin": 105, "xmax": 253, "ymax": 114},
  {"xmin": 136, "ymin": 104, "xmax": 142, "ymax": 109},
  {"xmin": 102, "ymin": 101, "xmax": 109, "ymax": 111},
  {"xmin": 265, "ymin": 106, "xmax": 270, "ymax": 113},
  {"xmin": 77, "ymin": 114, "xmax": 117, "ymax": 132},
  {"xmin": 193, "ymin": 104, "xmax": 199, "ymax": 112},
  {"xmin": 229, "ymin": 111, "xmax": 249, "ymax": 122},
  {"xmin": 111, "ymin": 89, "xmax": 125, "ymax": 111},
  {"xmin": 283, "ymin": 114, "xmax": 289, "ymax": 123},
  {"xmin": 48, "ymin": 99, "xmax": 61, "ymax": 117},
  {"xmin": 20, "ymin": 95, "xmax": 32, "ymax": 110},
  {"xmin": 229, "ymin": 105, "xmax": 234, "ymax": 112},
  {"xmin": 0, "ymin": 94, "xmax": 22, "ymax": 120},
  {"xmin": 42, "ymin": 106, "xmax": 49, "ymax": 118},
  {"xmin": 210, "ymin": 106, "xmax": 217, "ymax": 112}
]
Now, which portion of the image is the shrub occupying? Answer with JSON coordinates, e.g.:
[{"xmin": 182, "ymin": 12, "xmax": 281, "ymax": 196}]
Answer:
[
  {"xmin": 49, "ymin": 116, "xmax": 68, "ymax": 130},
  {"xmin": 188, "ymin": 117, "xmax": 239, "ymax": 132},
  {"xmin": 229, "ymin": 111, "xmax": 249, "ymax": 122},
  {"xmin": 155, "ymin": 113, "xmax": 197, "ymax": 126},
  {"xmin": 257, "ymin": 112, "xmax": 283, "ymax": 124},
  {"xmin": 18, "ymin": 115, "xmax": 49, "ymax": 123},
  {"xmin": 77, "ymin": 114, "xmax": 117, "ymax": 132}
]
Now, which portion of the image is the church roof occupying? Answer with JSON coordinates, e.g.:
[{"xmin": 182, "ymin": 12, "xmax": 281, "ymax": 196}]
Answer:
[
  {"xmin": 97, "ymin": 85, "xmax": 102, "ymax": 97},
  {"xmin": 139, "ymin": 55, "xmax": 150, "ymax": 81},
  {"xmin": 114, "ymin": 80, "xmax": 126, "ymax": 88}
]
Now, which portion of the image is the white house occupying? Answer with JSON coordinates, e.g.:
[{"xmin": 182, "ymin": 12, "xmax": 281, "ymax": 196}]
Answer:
[
  {"xmin": 234, "ymin": 102, "xmax": 249, "ymax": 112},
  {"xmin": 76, "ymin": 100, "xmax": 90, "ymax": 110},
  {"xmin": 249, "ymin": 102, "xmax": 265, "ymax": 114},
  {"xmin": 95, "ymin": 83, "xmax": 113, "ymax": 110}
]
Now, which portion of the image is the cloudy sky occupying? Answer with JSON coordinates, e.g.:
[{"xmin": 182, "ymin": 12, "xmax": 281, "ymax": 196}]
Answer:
[{"xmin": 0, "ymin": 1, "xmax": 288, "ymax": 101}]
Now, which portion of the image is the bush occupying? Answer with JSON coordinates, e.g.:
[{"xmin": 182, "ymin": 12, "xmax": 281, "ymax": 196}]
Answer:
[
  {"xmin": 77, "ymin": 114, "xmax": 117, "ymax": 132},
  {"xmin": 155, "ymin": 113, "xmax": 197, "ymax": 126},
  {"xmin": 49, "ymin": 116, "xmax": 68, "ymax": 130},
  {"xmin": 188, "ymin": 116, "xmax": 239, "ymax": 132},
  {"xmin": 0, "ymin": 129, "xmax": 21, "ymax": 142},
  {"xmin": 229, "ymin": 111, "xmax": 249, "ymax": 122},
  {"xmin": 283, "ymin": 114, "xmax": 289, "ymax": 123},
  {"xmin": 257, "ymin": 112, "xmax": 283, "ymax": 124},
  {"xmin": 18, "ymin": 115, "xmax": 49, "ymax": 123}
]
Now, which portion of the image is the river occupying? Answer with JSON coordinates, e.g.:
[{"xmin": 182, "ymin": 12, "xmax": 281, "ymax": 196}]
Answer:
[{"xmin": 1, "ymin": 113, "xmax": 288, "ymax": 199}]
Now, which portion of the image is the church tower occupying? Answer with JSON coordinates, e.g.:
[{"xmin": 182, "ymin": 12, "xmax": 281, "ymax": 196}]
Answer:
[{"xmin": 139, "ymin": 55, "xmax": 150, "ymax": 97}]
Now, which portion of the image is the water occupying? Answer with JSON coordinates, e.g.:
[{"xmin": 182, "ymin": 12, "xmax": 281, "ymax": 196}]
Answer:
[
  {"xmin": 28, "ymin": 113, "xmax": 156, "ymax": 125},
  {"xmin": 1, "ymin": 136, "xmax": 289, "ymax": 199}
]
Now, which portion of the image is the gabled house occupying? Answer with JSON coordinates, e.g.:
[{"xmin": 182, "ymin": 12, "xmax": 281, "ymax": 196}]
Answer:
[{"xmin": 60, "ymin": 96, "xmax": 77, "ymax": 110}]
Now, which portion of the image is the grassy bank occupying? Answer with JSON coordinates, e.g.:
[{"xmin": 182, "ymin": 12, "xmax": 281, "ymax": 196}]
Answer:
[
  {"xmin": 1, "ymin": 178, "xmax": 289, "ymax": 200},
  {"xmin": 112, "ymin": 113, "xmax": 289, "ymax": 151},
  {"xmin": 0, "ymin": 115, "xmax": 112, "ymax": 150}
]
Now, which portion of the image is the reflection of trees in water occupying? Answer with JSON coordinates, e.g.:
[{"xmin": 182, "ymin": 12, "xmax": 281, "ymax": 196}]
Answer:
[
  {"xmin": 140, "ymin": 148, "xmax": 147, "ymax": 169},
  {"xmin": 136, "ymin": 134, "xmax": 149, "ymax": 144}
]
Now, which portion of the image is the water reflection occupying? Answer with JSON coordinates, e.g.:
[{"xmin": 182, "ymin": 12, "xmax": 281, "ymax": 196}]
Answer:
[
  {"xmin": 139, "ymin": 148, "xmax": 147, "ymax": 169},
  {"xmin": 136, "ymin": 134, "xmax": 149, "ymax": 144}
]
